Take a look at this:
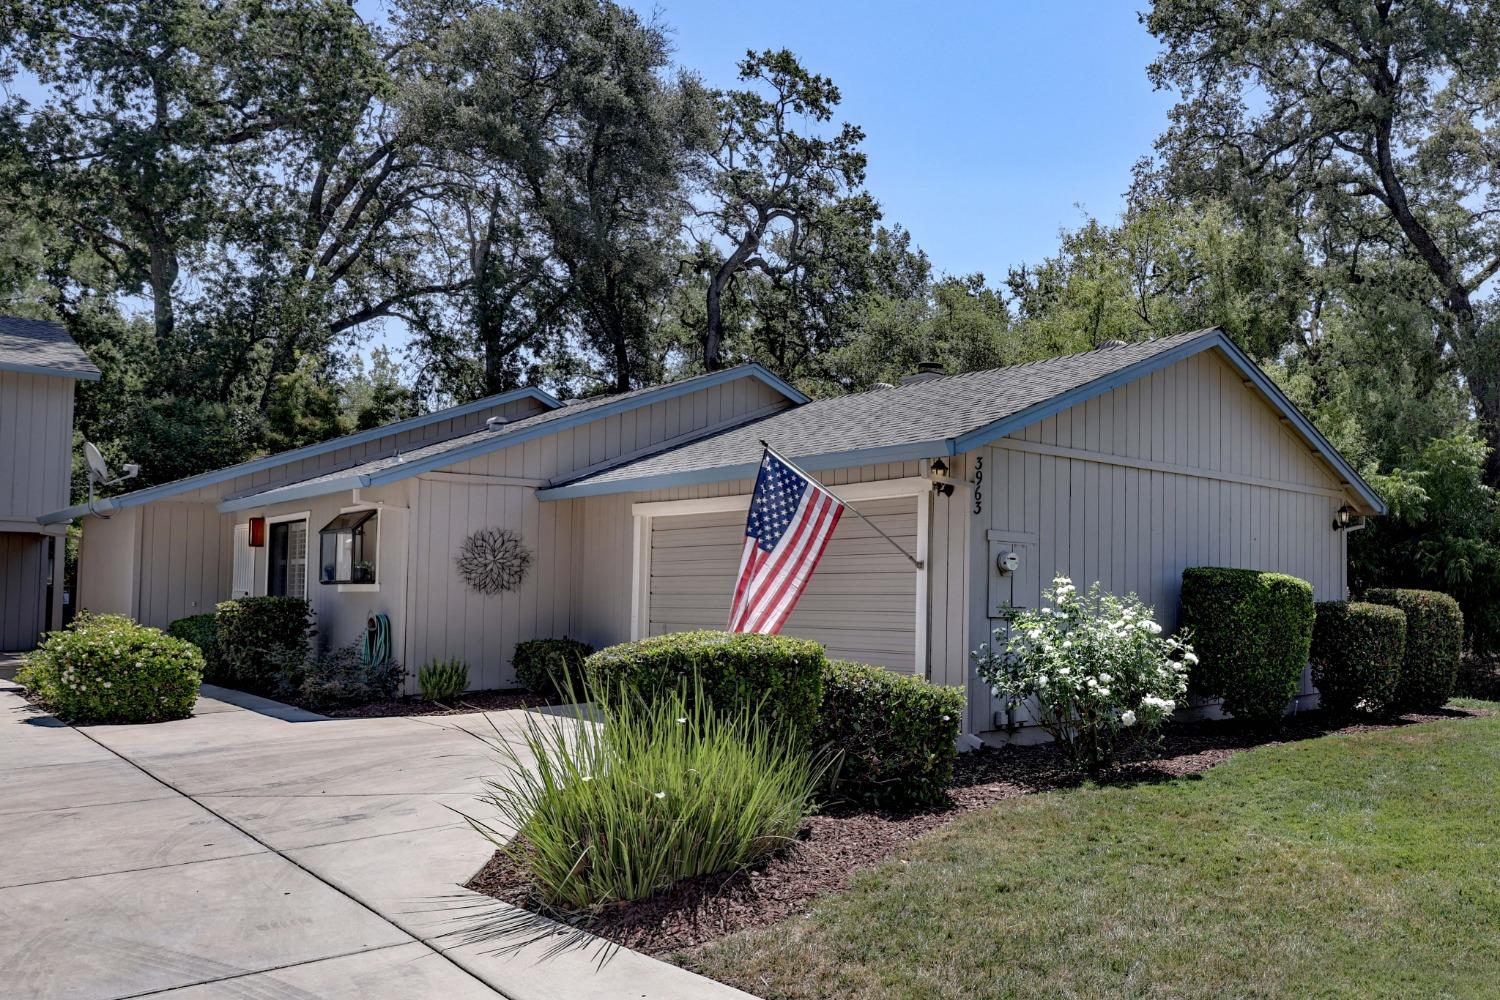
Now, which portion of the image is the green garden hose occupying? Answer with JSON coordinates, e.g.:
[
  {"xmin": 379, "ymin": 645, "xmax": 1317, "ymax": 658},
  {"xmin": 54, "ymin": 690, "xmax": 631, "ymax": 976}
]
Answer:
[{"xmin": 362, "ymin": 613, "xmax": 392, "ymax": 667}]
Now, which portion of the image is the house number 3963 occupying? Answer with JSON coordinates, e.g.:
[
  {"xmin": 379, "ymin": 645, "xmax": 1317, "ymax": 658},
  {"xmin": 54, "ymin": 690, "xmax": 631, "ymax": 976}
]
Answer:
[{"xmin": 972, "ymin": 455, "xmax": 983, "ymax": 515}]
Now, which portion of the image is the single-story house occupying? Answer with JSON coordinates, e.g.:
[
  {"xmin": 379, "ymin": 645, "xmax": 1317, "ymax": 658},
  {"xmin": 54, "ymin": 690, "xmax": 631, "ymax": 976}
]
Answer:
[
  {"xmin": 47, "ymin": 327, "xmax": 1384, "ymax": 739},
  {"xmin": 0, "ymin": 317, "xmax": 98, "ymax": 650}
]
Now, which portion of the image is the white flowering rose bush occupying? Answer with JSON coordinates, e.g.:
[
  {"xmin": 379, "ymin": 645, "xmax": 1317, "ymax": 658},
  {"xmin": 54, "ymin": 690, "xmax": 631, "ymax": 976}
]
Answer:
[
  {"xmin": 973, "ymin": 576, "xmax": 1193, "ymax": 772},
  {"xmin": 17, "ymin": 612, "xmax": 203, "ymax": 724}
]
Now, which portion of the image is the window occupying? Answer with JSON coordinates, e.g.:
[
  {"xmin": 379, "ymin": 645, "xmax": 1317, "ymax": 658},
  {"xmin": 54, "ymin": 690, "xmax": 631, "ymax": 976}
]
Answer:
[
  {"xmin": 319, "ymin": 509, "xmax": 378, "ymax": 585},
  {"xmin": 268, "ymin": 519, "xmax": 309, "ymax": 598}
]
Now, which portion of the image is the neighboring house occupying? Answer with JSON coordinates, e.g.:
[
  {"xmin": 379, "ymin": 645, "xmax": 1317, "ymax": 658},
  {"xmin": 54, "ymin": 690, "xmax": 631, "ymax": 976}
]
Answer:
[
  {"xmin": 47, "ymin": 328, "xmax": 1384, "ymax": 740},
  {"xmin": 0, "ymin": 316, "xmax": 99, "ymax": 650}
]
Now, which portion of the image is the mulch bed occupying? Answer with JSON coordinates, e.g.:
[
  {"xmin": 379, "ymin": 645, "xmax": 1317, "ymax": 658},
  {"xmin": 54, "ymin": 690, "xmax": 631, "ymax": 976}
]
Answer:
[
  {"xmin": 465, "ymin": 705, "xmax": 1490, "ymax": 957},
  {"xmin": 316, "ymin": 688, "xmax": 554, "ymax": 718}
]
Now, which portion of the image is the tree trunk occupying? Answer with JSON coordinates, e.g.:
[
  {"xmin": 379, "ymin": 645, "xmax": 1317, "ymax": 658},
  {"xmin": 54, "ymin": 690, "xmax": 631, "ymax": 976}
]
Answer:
[
  {"xmin": 148, "ymin": 240, "xmax": 177, "ymax": 340},
  {"xmin": 705, "ymin": 270, "xmax": 725, "ymax": 371}
]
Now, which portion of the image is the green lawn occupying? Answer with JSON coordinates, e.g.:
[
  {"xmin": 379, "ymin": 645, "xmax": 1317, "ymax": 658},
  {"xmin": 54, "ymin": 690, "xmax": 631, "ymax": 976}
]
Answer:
[{"xmin": 684, "ymin": 704, "xmax": 1500, "ymax": 1000}]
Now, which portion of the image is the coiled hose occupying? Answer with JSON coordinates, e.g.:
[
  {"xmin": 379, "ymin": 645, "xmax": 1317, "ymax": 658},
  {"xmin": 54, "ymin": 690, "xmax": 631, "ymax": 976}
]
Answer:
[{"xmin": 362, "ymin": 613, "xmax": 392, "ymax": 667}]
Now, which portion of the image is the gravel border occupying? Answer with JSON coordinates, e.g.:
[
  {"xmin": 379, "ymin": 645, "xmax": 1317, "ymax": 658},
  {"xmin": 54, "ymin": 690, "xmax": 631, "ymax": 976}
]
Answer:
[{"xmin": 466, "ymin": 706, "xmax": 1489, "ymax": 956}]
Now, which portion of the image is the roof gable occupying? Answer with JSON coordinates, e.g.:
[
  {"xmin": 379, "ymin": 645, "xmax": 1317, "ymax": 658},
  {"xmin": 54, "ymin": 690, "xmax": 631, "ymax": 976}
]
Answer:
[
  {"xmin": 540, "ymin": 330, "xmax": 1386, "ymax": 515},
  {"xmin": 210, "ymin": 363, "xmax": 807, "ymax": 512},
  {"xmin": 0, "ymin": 316, "xmax": 100, "ymax": 380}
]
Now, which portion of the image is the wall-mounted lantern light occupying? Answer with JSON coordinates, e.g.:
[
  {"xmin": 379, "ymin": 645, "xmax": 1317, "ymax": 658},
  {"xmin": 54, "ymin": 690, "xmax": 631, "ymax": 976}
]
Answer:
[
  {"xmin": 930, "ymin": 458, "xmax": 954, "ymax": 497},
  {"xmin": 1332, "ymin": 504, "xmax": 1357, "ymax": 531},
  {"xmin": 248, "ymin": 516, "xmax": 266, "ymax": 547}
]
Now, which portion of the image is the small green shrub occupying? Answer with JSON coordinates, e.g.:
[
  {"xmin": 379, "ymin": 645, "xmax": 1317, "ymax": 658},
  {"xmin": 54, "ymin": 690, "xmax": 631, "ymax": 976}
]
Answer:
[
  {"xmin": 512, "ymin": 637, "xmax": 593, "ymax": 699},
  {"xmin": 819, "ymin": 660, "xmax": 964, "ymax": 808},
  {"xmin": 585, "ymin": 630, "xmax": 824, "ymax": 739},
  {"xmin": 465, "ymin": 681, "xmax": 827, "ymax": 912},
  {"xmin": 297, "ymin": 643, "xmax": 404, "ymax": 711},
  {"xmin": 18, "ymin": 613, "xmax": 203, "ymax": 724},
  {"xmin": 1365, "ymin": 588, "xmax": 1464, "ymax": 711},
  {"xmin": 212, "ymin": 597, "xmax": 314, "ymax": 696},
  {"xmin": 1310, "ymin": 601, "xmax": 1407, "ymax": 717},
  {"xmin": 167, "ymin": 613, "xmax": 218, "ymax": 669},
  {"xmin": 1179, "ymin": 567, "xmax": 1315, "ymax": 728},
  {"xmin": 419, "ymin": 657, "xmax": 469, "ymax": 702}
]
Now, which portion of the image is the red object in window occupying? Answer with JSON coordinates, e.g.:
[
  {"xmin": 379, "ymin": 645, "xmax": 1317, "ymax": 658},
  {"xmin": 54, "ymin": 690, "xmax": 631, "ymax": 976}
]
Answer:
[{"xmin": 248, "ymin": 517, "xmax": 266, "ymax": 548}]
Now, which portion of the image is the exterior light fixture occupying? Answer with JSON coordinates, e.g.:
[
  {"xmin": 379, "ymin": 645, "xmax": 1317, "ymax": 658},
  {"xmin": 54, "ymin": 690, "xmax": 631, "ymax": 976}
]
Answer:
[
  {"xmin": 248, "ymin": 516, "xmax": 266, "ymax": 547},
  {"xmin": 1332, "ymin": 504, "xmax": 1357, "ymax": 531},
  {"xmin": 930, "ymin": 458, "xmax": 954, "ymax": 497}
]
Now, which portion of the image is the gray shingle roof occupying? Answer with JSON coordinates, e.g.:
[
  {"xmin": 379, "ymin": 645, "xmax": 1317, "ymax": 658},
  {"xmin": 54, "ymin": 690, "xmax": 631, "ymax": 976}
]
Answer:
[
  {"xmin": 0, "ymin": 316, "xmax": 100, "ymax": 379},
  {"xmin": 549, "ymin": 329, "xmax": 1223, "ymax": 494}
]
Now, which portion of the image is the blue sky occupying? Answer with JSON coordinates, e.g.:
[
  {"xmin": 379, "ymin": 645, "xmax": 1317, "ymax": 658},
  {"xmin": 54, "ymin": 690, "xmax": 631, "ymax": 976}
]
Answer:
[{"xmin": 632, "ymin": 1, "xmax": 1174, "ymax": 281}]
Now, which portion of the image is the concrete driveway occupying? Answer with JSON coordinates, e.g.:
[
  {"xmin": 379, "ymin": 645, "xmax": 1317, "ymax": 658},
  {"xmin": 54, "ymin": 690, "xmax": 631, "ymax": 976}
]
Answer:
[{"xmin": 0, "ymin": 662, "xmax": 752, "ymax": 1000}]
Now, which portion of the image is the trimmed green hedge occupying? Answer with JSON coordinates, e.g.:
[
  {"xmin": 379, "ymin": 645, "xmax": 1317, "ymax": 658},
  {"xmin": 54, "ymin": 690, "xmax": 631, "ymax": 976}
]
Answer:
[
  {"xmin": 1179, "ymin": 568, "xmax": 1315, "ymax": 727},
  {"xmin": 513, "ymin": 637, "xmax": 593, "ymax": 699},
  {"xmin": 585, "ymin": 630, "xmax": 824, "ymax": 739},
  {"xmin": 819, "ymin": 660, "xmax": 964, "ymax": 808},
  {"xmin": 1366, "ymin": 588, "xmax": 1463, "ymax": 711},
  {"xmin": 1311, "ymin": 601, "xmax": 1406, "ymax": 717},
  {"xmin": 18, "ymin": 613, "xmax": 203, "ymax": 724},
  {"xmin": 167, "ymin": 613, "xmax": 218, "ymax": 669},
  {"xmin": 211, "ymin": 596, "xmax": 314, "ymax": 696}
]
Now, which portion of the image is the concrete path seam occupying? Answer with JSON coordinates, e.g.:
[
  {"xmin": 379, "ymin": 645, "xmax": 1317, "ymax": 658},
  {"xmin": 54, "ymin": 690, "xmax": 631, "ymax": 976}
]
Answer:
[
  {"xmin": 1, "ymin": 848, "xmax": 271, "ymax": 890},
  {"xmin": 67, "ymin": 723, "xmax": 518, "ymax": 1000},
  {"xmin": 116, "ymin": 942, "xmax": 417, "ymax": 999}
]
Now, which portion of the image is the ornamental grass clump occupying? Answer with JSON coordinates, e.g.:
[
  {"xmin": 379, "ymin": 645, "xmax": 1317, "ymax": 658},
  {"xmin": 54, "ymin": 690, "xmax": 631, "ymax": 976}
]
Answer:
[
  {"xmin": 974, "ymin": 576, "xmax": 1192, "ymax": 773},
  {"xmin": 465, "ymin": 679, "xmax": 828, "ymax": 913}
]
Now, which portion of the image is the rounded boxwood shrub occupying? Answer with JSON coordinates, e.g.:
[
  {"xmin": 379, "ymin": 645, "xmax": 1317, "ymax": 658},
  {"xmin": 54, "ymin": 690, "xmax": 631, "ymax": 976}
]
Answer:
[
  {"xmin": 18, "ymin": 612, "xmax": 203, "ymax": 724},
  {"xmin": 819, "ymin": 660, "xmax": 964, "ymax": 808},
  {"xmin": 1178, "ymin": 567, "xmax": 1315, "ymax": 728},
  {"xmin": 211, "ymin": 596, "xmax": 314, "ymax": 696},
  {"xmin": 513, "ymin": 637, "xmax": 594, "ymax": 699},
  {"xmin": 585, "ymin": 630, "xmax": 824, "ymax": 739},
  {"xmin": 1310, "ymin": 601, "xmax": 1406, "ymax": 717},
  {"xmin": 1365, "ymin": 588, "xmax": 1463, "ymax": 711}
]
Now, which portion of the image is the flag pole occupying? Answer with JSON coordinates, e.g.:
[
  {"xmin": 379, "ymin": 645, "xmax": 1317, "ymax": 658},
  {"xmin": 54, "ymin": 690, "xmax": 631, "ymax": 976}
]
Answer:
[{"xmin": 761, "ymin": 440, "xmax": 924, "ymax": 570}]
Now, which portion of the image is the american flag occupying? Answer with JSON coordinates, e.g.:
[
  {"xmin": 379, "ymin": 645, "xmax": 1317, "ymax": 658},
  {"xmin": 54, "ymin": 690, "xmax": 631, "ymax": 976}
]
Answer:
[{"xmin": 728, "ymin": 447, "xmax": 845, "ymax": 634}]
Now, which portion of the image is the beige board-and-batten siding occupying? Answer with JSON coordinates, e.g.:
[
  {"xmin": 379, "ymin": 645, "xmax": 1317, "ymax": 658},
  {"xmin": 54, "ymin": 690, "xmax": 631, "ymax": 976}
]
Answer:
[
  {"xmin": 401, "ymin": 375, "xmax": 794, "ymax": 689},
  {"xmin": 74, "ymin": 391, "xmax": 552, "ymax": 629},
  {"xmin": 968, "ymin": 347, "xmax": 1350, "ymax": 736},
  {"xmin": 0, "ymin": 369, "xmax": 75, "ymax": 524},
  {"xmin": 0, "ymin": 533, "xmax": 48, "ymax": 649}
]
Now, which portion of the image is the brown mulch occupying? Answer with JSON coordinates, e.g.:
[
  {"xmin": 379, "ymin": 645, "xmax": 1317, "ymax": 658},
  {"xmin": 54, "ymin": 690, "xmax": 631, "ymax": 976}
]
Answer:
[
  {"xmin": 465, "ymin": 705, "xmax": 1490, "ymax": 957},
  {"xmin": 317, "ymin": 688, "xmax": 554, "ymax": 718}
]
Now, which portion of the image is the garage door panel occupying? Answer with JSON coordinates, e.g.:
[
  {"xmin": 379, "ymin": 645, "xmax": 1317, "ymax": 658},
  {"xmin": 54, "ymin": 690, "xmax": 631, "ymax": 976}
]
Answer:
[{"xmin": 646, "ymin": 493, "xmax": 921, "ymax": 673}]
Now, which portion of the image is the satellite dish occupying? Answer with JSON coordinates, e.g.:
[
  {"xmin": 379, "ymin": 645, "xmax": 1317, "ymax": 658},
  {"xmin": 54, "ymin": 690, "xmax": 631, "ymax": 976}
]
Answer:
[{"xmin": 83, "ymin": 441, "xmax": 109, "ymax": 483}]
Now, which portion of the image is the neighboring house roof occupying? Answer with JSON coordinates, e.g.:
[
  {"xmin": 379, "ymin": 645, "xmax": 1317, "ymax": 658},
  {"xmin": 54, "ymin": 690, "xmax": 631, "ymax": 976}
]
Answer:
[
  {"xmin": 540, "ymin": 328, "xmax": 1387, "ymax": 515},
  {"xmin": 39, "ymin": 383, "xmax": 564, "ymax": 523},
  {"xmin": 207, "ymin": 363, "xmax": 808, "ymax": 512},
  {"xmin": 0, "ymin": 316, "xmax": 101, "ymax": 380}
]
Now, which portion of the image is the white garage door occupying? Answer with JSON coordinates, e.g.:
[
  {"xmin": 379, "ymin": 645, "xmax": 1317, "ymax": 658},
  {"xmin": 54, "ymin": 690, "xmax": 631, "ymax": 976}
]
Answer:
[{"xmin": 647, "ymin": 495, "xmax": 919, "ymax": 673}]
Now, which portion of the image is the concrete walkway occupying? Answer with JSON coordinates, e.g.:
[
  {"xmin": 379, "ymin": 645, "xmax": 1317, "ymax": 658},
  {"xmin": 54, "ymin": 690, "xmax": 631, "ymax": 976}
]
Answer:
[{"xmin": 0, "ymin": 663, "xmax": 754, "ymax": 1000}]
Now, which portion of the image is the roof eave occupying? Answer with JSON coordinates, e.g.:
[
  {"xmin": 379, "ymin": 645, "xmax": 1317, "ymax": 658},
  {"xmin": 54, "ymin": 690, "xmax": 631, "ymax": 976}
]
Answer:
[
  {"xmin": 0, "ymin": 360, "xmax": 100, "ymax": 381},
  {"xmin": 218, "ymin": 474, "xmax": 369, "ymax": 513}
]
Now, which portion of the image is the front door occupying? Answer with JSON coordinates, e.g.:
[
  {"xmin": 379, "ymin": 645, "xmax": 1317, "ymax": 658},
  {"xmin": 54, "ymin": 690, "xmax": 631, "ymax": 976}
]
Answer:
[{"xmin": 267, "ymin": 519, "xmax": 308, "ymax": 599}]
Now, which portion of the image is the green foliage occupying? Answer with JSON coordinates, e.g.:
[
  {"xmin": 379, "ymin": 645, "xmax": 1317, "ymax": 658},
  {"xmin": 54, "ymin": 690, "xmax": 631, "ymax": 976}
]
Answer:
[
  {"xmin": 418, "ymin": 657, "xmax": 469, "ymax": 702},
  {"xmin": 1310, "ymin": 601, "xmax": 1407, "ymax": 718},
  {"xmin": 1179, "ymin": 568, "xmax": 1315, "ymax": 728},
  {"xmin": 297, "ymin": 644, "xmax": 404, "ymax": 712},
  {"xmin": 585, "ymin": 630, "xmax": 825, "ymax": 739},
  {"xmin": 1351, "ymin": 433, "xmax": 1500, "ymax": 658},
  {"xmin": 211, "ymin": 597, "xmax": 314, "ymax": 697},
  {"xmin": 512, "ymin": 637, "xmax": 593, "ymax": 700},
  {"xmin": 18, "ymin": 613, "xmax": 202, "ymax": 724},
  {"xmin": 1365, "ymin": 589, "xmax": 1464, "ymax": 712},
  {"xmin": 977, "ymin": 577, "xmax": 1194, "ymax": 772},
  {"xmin": 465, "ymin": 682, "xmax": 827, "ymax": 912},
  {"xmin": 819, "ymin": 660, "xmax": 964, "ymax": 808},
  {"xmin": 167, "ymin": 613, "xmax": 218, "ymax": 668}
]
